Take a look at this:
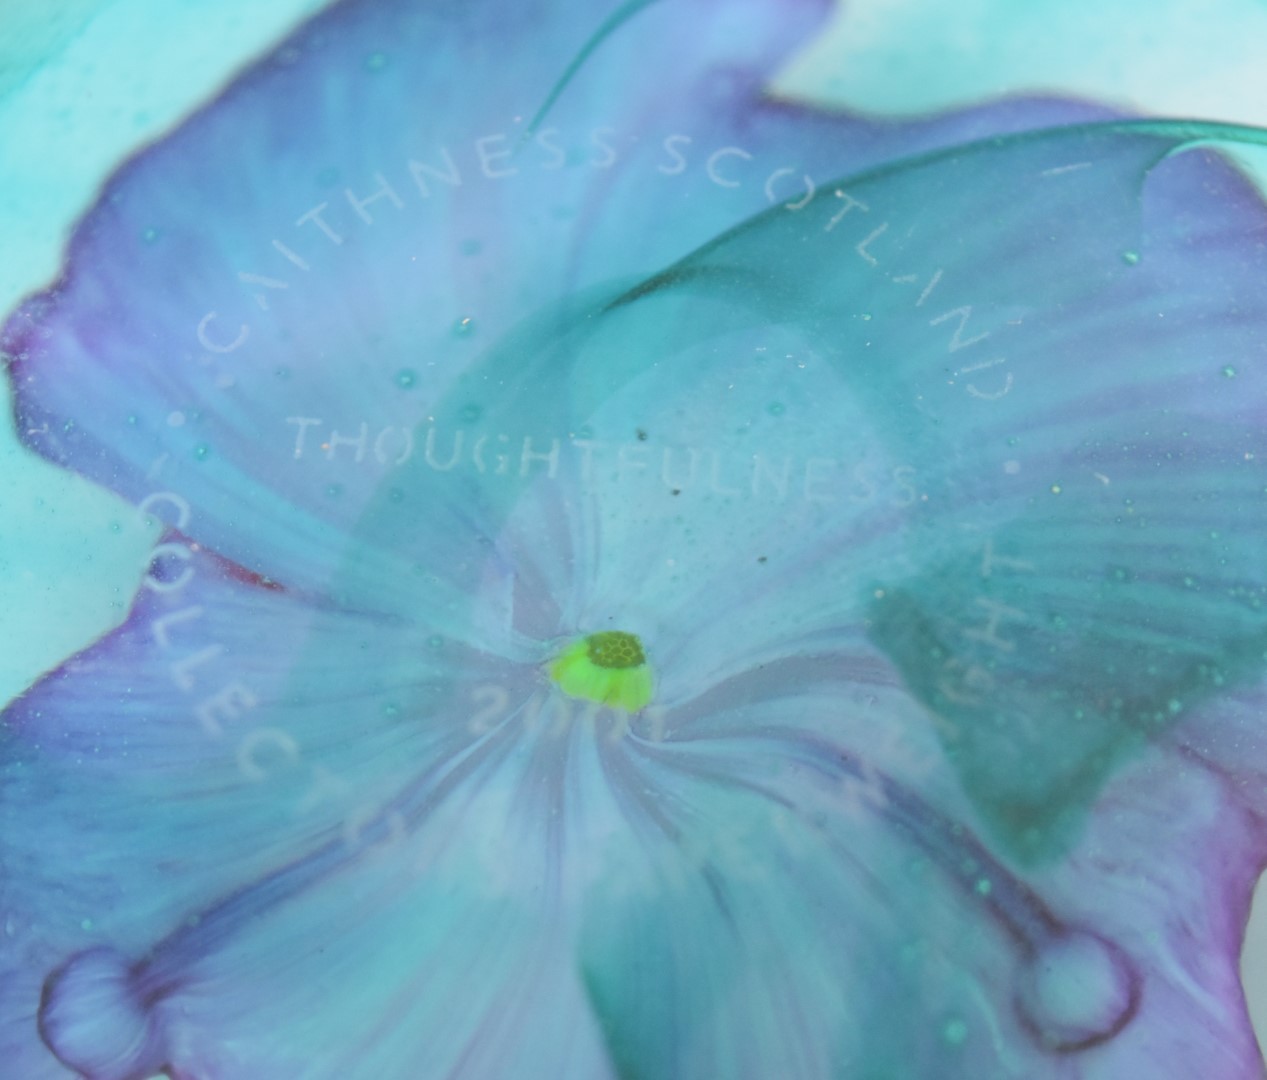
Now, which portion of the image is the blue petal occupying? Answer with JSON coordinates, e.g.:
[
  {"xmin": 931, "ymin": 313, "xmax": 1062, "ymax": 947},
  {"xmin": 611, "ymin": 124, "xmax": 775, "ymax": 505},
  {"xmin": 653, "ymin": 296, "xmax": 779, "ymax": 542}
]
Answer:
[
  {"xmin": 2, "ymin": 0, "xmax": 851, "ymax": 613},
  {"xmin": 0, "ymin": 543, "xmax": 525, "ymax": 1076}
]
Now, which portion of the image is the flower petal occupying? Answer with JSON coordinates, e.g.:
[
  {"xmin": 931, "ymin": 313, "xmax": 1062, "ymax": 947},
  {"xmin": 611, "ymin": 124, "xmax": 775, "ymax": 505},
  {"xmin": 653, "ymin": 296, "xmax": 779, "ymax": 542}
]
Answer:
[
  {"xmin": 578, "ymin": 723, "xmax": 1052, "ymax": 1078},
  {"xmin": 8, "ymin": 651, "xmax": 691, "ymax": 1076},
  {"xmin": 583, "ymin": 688, "xmax": 1263, "ymax": 1077},
  {"xmin": 451, "ymin": 119, "xmax": 1267, "ymax": 860},
  {"xmin": 0, "ymin": 542, "xmax": 522, "ymax": 1075},
  {"xmin": 74, "ymin": 737, "xmax": 620, "ymax": 1078},
  {"xmin": 2, "ymin": 0, "xmax": 847, "ymax": 610},
  {"xmin": 366, "ymin": 122, "xmax": 1265, "ymax": 666}
]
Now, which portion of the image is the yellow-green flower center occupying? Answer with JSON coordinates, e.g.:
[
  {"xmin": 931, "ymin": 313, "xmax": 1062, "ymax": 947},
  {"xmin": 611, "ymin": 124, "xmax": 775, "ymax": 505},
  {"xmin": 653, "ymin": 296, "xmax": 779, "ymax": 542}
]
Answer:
[
  {"xmin": 586, "ymin": 631, "xmax": 646, "ymax": 669},
  {"xmin": 549, "ymin": 630, "xmax": 653, "ymax": 712}
]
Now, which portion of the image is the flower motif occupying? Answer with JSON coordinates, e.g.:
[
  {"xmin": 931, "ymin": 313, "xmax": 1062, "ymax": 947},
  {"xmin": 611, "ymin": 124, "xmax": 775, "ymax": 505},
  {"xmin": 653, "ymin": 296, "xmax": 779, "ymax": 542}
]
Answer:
[{"xmin": 4, "ymin": 1, "xmax": 1267, "ymax": 1078}]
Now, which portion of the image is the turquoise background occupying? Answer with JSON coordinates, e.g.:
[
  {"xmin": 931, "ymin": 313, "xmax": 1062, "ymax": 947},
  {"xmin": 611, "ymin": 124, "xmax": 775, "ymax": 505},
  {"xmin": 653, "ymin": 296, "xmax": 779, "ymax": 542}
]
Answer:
[{"xmin": 3, "ymin": 0, "xmax": 1267, "ymax": 1045}]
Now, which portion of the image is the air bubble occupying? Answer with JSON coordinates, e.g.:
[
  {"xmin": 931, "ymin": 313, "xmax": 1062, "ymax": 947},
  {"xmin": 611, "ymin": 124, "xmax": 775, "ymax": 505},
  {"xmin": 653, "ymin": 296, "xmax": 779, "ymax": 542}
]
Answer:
[
  {"xmin": 39, "ymin": 948, "xmax": 169, "ymax": 1079},
  {"xmin": 1016, "ymin": 931, "xmax": 1137, "ymax": 1051}
]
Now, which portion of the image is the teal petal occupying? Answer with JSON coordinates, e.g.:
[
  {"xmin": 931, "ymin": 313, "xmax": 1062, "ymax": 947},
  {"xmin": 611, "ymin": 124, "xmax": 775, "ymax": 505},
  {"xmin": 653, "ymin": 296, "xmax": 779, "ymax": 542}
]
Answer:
[
  {"xmin": 580, "ymin": 687, "xmax": 1262, "ymax": 1077},
  {"xmin": 516, "ymin": 120, "xmax": 1267, "ymax": 862}
]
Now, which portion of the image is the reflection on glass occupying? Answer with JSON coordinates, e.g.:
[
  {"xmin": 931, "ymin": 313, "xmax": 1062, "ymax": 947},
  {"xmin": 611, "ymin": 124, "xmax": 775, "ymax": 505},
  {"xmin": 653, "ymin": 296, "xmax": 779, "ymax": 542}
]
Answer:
[{"xmin": 4, "ymin": 1, "xmax": 1267, "ymax": 1077}]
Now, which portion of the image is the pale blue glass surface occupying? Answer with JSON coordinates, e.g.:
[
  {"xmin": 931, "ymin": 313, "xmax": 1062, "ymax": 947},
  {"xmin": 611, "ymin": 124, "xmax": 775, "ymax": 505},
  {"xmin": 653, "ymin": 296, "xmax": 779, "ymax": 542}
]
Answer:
[{"xmin": 4, "ymin": 3, "xmax": 1267, "ymax": 1078}]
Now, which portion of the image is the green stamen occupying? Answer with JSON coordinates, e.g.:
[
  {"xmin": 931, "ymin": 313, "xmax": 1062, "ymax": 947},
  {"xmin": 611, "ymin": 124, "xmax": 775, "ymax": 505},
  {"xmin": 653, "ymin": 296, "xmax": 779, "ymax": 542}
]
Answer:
[{"xmin": 550, "ymin": 630, "xmax": 653, "ymax": 712}]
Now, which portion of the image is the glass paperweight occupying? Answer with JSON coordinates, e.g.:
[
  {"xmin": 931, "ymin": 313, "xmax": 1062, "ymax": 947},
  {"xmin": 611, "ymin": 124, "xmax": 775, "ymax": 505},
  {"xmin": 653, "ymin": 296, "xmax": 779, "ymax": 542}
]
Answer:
[{"xmin": 4, "ymin": 1, "xmax": 1267, "ymax": 1077}]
